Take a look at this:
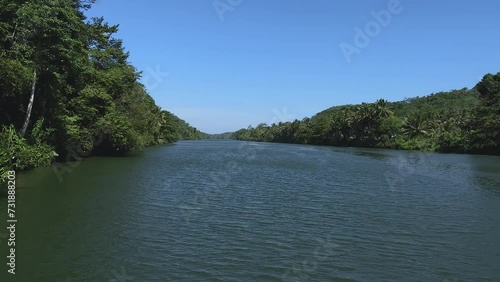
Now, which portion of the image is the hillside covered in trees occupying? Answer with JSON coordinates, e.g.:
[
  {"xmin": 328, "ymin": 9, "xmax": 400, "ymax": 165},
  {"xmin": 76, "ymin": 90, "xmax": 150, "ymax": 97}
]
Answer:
[
  {"xmin": 233, "ymin": 73, "xmax": 500, "ymax": 155},
  {"xmin": 0, "ymin": 0, "xmax": 206, "ymax": 181}
]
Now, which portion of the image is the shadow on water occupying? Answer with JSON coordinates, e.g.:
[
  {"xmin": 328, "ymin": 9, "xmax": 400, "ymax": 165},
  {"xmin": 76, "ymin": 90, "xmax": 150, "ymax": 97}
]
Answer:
[
  {"xmin": 90, "ymin": 149, "xmax": 146, "ymax": 158},
  {"xmin": 329, "ymin": 146, "xmax": 395, "ymax": 161},
  {"xmin": 0, "ymin": 149, "xmax": 149, "ymax": 201},
  {"xmin": 350, "ymin": 150, "xmax": 391, "ymax": 161},
  {"xmin": 295, "ymin": 143, "xmax": 395, "ymax": 162},
  {"xmin": 470, "ymin": 155, "xmax": 500, "ymax": 195}
]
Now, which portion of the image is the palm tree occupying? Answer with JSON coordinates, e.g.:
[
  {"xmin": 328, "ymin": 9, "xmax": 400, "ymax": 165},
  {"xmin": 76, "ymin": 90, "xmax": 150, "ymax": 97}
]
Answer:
[
  {"xmin": 402, "ymin": 114, "xmax": 431, "ymax": 138},
  {"xmin": 374, "ymin": 99, "xmax": 393, "ymax": 119}
]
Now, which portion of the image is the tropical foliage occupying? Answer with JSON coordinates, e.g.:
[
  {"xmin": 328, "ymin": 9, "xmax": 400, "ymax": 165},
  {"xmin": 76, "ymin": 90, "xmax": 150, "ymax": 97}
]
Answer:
[
  {"xmin": 0, "ymin": 0, "xmax": 205, "ymax": 182},
  {"xmin": 233, "ymin": 74, "xmax": 500, "ymax": 155}
]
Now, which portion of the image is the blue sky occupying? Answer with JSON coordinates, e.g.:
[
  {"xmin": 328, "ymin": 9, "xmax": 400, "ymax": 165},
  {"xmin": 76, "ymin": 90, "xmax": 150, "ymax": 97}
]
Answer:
[{"xmin": 86, "ymin": 0, "xmax": 500, "ymax": 134}]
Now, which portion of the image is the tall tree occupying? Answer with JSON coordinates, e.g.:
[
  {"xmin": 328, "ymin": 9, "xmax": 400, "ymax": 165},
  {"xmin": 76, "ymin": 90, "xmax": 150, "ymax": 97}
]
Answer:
[{"xmin": 470, "ymin": 73, "xmax": 500, "ymax": 154}]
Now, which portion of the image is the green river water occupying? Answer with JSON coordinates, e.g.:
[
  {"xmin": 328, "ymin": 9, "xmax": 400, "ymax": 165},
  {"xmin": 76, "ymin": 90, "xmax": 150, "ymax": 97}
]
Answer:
[{"xmin": 1, "ymin": 140, "xmax": 499, "ymax": 281}]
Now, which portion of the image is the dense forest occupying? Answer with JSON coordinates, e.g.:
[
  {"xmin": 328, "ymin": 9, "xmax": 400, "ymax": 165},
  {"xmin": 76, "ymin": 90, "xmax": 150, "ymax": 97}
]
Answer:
[
  {"xmin": 0, "ymin": 0, "xmax": 206, "ymax": 182},
  {"xmin": 1, "ymin": 1, "xmax": 498, "ymax": 184},
  {"xmin": 233, "ymin": 73, "xmax": 500, "ymax": 155},
  {"xmin": 207, "ymin": 132, "xmax": 233, "ymax": 139}
]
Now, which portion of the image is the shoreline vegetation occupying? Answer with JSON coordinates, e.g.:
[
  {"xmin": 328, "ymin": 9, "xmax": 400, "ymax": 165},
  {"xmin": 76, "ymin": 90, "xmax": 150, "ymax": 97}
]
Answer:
[
  {"xmin": 0, "ymin": 0, "xmax": 208, "ymax": 182},
  {"xmin": 232, "ymin": 73, "xmax": 500, "ymax": 156},
  {"xmin": 1, "ymin": 1, "xmax": 499, "ymax": 183}
]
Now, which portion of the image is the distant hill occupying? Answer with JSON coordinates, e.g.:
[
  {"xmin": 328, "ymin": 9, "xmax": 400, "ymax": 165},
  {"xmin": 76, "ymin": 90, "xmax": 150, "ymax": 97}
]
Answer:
[
  {"xmin": 233, "ymin": 73, "xmax": 500, "ymax": 155},
  {"xmin": 206, "ymin": 132, "xmax": 234, "ymax": 139}
]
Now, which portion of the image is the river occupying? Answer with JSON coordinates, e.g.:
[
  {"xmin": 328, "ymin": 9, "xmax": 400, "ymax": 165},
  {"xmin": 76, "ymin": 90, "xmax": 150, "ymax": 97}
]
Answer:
[{"xmin": 1, "ymin": 140, "xmax": 499, "ymax": 281}]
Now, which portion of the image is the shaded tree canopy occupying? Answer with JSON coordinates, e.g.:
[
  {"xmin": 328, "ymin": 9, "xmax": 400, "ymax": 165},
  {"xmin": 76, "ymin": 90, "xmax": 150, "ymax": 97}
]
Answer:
[{"xmin": 0, "ymin": 0, "xmax": 206, "ymax": 180}]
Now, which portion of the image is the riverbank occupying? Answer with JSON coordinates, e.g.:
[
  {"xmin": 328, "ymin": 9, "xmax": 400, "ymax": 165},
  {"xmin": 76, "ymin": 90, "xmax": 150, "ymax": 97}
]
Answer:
[
  {"xmin": 233, "ymin": 73, "xmax": 500, "ymax": 156},
  {"xmin": 0, "ymin": 1, "xmax": 209, "ymax": 184},
  {"xmin": 0, "ymin": 125, "xmax": 205, "ymax": 184}
]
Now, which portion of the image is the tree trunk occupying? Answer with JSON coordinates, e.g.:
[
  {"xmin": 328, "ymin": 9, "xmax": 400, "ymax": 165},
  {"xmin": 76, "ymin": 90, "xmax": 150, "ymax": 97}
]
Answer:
[
  {"xmin": 11, "ymin": 22, "xmax": 17, "ymax": 45},
  {"xmin": 20, "ymin": 69, "xmax": 37, "ymax": 137}
]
